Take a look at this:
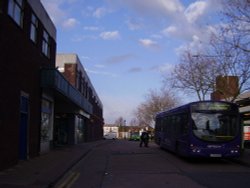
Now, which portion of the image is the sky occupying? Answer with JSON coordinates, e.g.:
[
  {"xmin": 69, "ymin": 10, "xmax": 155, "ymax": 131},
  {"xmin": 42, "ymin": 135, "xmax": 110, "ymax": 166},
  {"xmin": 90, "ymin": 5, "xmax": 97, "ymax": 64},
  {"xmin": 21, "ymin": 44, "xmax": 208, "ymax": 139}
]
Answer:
[{"xmin": 40, "ymin": 0, "xmax": 223, "ymax": 124}]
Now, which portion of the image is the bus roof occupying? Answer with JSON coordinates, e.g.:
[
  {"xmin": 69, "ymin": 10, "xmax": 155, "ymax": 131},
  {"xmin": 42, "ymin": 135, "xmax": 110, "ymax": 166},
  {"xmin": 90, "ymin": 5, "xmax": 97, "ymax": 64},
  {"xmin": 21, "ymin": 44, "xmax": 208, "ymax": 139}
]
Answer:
[{"xmin": 155, "ymin": 100, "xmax": 238, "ymax": 118}]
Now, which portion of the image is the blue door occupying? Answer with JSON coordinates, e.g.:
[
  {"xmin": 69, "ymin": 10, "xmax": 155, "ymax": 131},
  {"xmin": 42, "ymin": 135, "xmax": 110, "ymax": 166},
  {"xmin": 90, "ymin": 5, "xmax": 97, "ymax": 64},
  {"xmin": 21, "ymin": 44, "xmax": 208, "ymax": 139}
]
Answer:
[{"xmin": 19, "ymin": 96, "xmax": 29, "ymax": 160}]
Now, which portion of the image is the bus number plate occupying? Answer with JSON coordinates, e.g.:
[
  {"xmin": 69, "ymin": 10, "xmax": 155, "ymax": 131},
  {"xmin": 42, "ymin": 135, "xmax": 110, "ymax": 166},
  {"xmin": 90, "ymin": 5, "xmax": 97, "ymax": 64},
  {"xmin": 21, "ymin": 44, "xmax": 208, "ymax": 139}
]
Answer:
[{"xmin": 210, "ymin": 154, "xmax": 222, "ymax": 157}]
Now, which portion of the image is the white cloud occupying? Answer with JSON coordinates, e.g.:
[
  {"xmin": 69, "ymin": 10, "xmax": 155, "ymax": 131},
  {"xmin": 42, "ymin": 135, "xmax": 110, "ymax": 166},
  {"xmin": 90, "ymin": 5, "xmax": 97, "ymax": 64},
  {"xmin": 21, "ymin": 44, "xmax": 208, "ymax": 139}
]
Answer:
[
  {"xmin": 175, "ymin": 35, "xmax": 204, "ymax": 55},
  {"xmin": 41, "ymin": 0, "xmax": 66, "ymax": 25},
  {"xmin": 106, "ymin": 0, "xmax": 222, "ymax": 49},
  {"xmin": 175, "ymin": 23, "xmax": 219, "ymax": 55},
  {"xmin": 62, "ymin": 18, "xmax": 78, "ymax": 28},
  {"xmin": 100, "ymin": 31, "xmax": 121, "ymax": 40},
  {"xmin": 139, "ymin": 38, "xmax": 159, "ymax": 49},
  {"xmin": 85, "ymin": 68, "xmax": 118, "ymax": 78},
  {"xmin": 93, "ymin": 7, "xmax": 108, "ymax": 18},
  {"xmin": 126, "ymin": 19, "xmax": 143, "ymax": 30},
  {"xmin": 41, "ymin": 0, "xmax": 81, "ymax": 29},
  {"xmin": 184, "ymin": 1, "xmax": 208, "ymax": 23},
  {"xmin": 71, "ymin": 35, "xmax": 97, "ymax": 42},
  {"xmin": 162, "ymin": 26, "xmax": 177, "ymax": 35},
  {"xmin": 159, "ymin": 63, "xmax": 174, "ymax": 73},
  {"xmin": 151, "ymin": 63, "xmax": 174, "ymax": 73},
  {"xmin": 162, "ymin": 23, "xmax": 199, "ymax": 41},
  {"xmin": 111, "ymin": 0, "xmax": 184, "ymax": 16},
  {"xmin": 153, "ymin": 0, "xmax": 184, "ymax": 13},
  {"xmin": 83, "ymin": 26, "xmax": 100, "ymax": 31}
]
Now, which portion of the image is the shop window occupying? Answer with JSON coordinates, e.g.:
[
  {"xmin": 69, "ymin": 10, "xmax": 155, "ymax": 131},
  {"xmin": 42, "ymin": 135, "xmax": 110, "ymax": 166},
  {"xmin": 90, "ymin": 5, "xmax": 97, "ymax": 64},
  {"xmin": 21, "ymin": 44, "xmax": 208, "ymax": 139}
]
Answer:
[
  {"xmin": 8, "ymin": 0, "xmax": 23, "ymax": 27},
  {"xmin": 41, "ymin": 112, "xmax": 50, "ymax": 142},
  {"xmin": 41, "ymin": 99, "xmax": 52, "ymax": 143}
]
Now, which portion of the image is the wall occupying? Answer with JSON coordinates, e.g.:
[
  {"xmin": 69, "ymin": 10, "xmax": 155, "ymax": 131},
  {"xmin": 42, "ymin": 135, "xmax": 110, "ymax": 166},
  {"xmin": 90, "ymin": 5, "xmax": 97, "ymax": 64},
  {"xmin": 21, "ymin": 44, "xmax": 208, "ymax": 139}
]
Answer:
[{"xmin": 0, "ymin": 0, "xmax": 56, "ymax": 170}]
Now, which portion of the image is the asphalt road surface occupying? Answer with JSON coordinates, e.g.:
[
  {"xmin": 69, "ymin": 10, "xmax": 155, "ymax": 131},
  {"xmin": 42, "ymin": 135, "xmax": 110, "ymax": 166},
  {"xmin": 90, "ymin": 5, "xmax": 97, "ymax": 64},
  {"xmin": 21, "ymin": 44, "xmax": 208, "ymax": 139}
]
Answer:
[{"xmin": 55, "ymin": 140, "xmax": 250, "ymax": 188}]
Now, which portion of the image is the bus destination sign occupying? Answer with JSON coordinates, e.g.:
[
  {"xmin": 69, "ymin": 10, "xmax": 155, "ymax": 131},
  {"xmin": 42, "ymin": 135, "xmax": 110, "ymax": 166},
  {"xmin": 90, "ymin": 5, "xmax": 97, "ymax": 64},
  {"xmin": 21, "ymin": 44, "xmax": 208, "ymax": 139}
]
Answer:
[{"xmin": 191, "ymin": 102, "xmax": 231, "ymax": 111}]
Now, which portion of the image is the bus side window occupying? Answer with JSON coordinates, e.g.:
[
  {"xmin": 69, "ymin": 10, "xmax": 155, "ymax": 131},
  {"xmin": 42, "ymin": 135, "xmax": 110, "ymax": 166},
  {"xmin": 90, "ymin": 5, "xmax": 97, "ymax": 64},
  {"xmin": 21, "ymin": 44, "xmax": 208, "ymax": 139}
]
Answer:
[
  {"xmin": 163, "ymin": 116, "xmax": 168, "ymax": 133},
  {"xmin": 171, "ymin": 116, "xmax": 176, "ymax": 135},
  {"xmin": 175, "ymin": 115, "xmax": 181, "ymax": 136},
  {"xmin": 182, "ymin": 114, "xmax": 188, "ymax": 134},
  {"xmin": 160, "ymin": 119, "xmax": 164, "ymax": 132}
]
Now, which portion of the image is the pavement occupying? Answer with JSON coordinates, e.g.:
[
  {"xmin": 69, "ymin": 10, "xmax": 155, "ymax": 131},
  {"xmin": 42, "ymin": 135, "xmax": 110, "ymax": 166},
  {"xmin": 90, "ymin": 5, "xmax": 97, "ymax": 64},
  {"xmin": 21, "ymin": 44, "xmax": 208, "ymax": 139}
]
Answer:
[
  {"xmin": 0, "ymin": 140, "xmax": 106, "ymax": 188},
  {"xmin": 0, "ymin": 141, "xmax": 250, "ymax": 188}
]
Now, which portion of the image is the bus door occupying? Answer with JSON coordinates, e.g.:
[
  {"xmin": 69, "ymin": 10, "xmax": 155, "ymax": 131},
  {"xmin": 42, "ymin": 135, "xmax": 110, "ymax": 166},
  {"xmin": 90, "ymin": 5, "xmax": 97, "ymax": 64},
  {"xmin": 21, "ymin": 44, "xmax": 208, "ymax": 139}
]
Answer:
[{"xmin": 175, "ymin": 114, "xmax": 189, "ymax": 154}]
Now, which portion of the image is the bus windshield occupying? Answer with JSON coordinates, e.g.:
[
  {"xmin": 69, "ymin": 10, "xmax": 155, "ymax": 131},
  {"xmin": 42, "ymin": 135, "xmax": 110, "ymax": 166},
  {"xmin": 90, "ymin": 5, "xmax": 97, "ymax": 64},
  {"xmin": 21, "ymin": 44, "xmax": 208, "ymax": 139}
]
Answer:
[{"xmin": 191, "ymin": 112, "xmax": 238, "ymax": 142}]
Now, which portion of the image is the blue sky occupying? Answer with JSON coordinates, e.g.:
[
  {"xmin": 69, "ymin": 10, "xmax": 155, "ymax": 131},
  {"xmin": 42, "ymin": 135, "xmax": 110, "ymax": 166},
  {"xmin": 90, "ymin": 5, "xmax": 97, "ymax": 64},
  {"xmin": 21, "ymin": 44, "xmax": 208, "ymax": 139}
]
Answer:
[{"xmin": 41, "ymin": 0, "xmax": 223, "ymax": 124}]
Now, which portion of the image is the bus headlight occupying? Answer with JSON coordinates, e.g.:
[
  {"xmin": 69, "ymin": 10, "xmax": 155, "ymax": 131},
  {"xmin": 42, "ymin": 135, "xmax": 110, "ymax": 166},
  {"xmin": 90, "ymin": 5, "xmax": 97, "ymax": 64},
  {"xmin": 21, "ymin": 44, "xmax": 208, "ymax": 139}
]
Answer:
[
  {"xmin": 190, "ymin": 144, "xmax": 201, "ymax": 153},
  {"xmin": 230, "ymin": 145, "xmax": 240, "ymax": 153},
  {"xmin": 230, "ymin": 150, "xmax": 238, "ymax": 153}
]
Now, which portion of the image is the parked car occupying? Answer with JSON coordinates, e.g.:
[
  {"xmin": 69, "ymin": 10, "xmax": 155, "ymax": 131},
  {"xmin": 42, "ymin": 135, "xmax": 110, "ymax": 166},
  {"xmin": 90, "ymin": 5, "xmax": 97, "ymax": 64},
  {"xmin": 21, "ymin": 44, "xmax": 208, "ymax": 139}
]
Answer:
[
  {"xmin": 129, "ymin": 132, "xmax": 140, "ymax": 141},
  {"xmin": 103, "ymin": 132, "xmax": 117, "ymax": 140}
]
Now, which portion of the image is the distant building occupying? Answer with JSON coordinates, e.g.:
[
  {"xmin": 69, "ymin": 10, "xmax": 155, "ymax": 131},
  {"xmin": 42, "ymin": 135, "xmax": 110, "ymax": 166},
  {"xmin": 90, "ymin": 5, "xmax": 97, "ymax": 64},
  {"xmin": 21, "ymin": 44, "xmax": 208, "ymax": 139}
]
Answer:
[
  {"xmin": 103, "ymin": 124, "xmax": 119, "ymax": 139},
  {"xmin": 104, "ymin": 124, "xmax": 154, "ymax": 139},
  {"xmin": 56, "ymin": 54, "xmax": 104, "ymax": 142},
  {"xmin": 211, "ymin": 76, "xmax": 239, "ymax": 100}
]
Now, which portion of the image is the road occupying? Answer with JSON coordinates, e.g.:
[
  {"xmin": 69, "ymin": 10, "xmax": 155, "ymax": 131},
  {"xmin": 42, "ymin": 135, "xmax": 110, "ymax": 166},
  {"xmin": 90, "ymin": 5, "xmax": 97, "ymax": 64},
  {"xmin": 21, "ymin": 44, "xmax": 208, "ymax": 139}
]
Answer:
[{"xmin": 54, "ymin": 140, "xmax": 250, "ymax": 188}]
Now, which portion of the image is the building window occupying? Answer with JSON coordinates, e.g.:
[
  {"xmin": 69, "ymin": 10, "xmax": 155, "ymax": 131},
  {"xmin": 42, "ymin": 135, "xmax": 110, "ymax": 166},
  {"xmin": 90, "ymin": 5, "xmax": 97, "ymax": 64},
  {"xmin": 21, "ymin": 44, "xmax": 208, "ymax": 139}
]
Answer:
[
  {"xmin": 42, "ymin": 30, "xmax": 50, "ymax": 57},
  {"xmin": 30, "ymin": 14, "xmax": 38, "ymax": 43},
  {"xmin": 8, "ymin": 0, "xmax": 23, "ymax": 27}
]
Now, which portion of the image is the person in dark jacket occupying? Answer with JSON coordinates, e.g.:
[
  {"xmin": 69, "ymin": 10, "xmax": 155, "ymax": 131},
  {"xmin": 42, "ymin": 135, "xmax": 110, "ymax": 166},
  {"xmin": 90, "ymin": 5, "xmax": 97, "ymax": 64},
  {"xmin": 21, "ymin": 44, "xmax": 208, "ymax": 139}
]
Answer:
[{"xmin": 139, "ymin": 130, "xmax": 149, "ymax": 147}]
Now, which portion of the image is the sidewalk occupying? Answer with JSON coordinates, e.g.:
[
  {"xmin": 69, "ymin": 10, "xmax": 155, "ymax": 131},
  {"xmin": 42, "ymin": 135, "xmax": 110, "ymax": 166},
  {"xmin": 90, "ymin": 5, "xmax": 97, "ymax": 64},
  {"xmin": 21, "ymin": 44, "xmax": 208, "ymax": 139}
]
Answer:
[
  {"xmin": 0, "ymin": 141, "xmax": 250, "ymax": 188},
  {"xmin": 0, "ymin": 140, "xmax": 105, "ymax": 188},
  {"xmin": 234, "ymin": 148, "xmax": 250, "ymax": 166}
]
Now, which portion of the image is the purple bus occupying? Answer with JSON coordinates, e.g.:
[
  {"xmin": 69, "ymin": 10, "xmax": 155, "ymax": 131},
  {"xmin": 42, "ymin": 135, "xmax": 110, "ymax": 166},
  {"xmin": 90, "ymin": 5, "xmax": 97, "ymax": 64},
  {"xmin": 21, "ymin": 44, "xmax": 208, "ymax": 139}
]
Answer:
[{"xmin": 154, "ymin": 101, "xmax": 242, "ymax": 158}]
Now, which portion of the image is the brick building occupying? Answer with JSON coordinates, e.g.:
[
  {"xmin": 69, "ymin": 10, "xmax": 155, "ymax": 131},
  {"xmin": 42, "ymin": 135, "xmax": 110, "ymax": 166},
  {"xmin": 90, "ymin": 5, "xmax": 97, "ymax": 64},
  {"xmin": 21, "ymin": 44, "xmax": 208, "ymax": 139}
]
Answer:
[
  {"xmin": 0, "ymin": 0, "xmax": 56, "ymax": 169},
  {"xmin": 0, "ymin": 0, "xmax": 104, "ymax": 170},
  {"xmin": 55, "ymin": 54, "xmax": 104, "ymax": 142},
  {"xmin": 211, "ymin": 76, "xmax": 239, "ymax": 100}
]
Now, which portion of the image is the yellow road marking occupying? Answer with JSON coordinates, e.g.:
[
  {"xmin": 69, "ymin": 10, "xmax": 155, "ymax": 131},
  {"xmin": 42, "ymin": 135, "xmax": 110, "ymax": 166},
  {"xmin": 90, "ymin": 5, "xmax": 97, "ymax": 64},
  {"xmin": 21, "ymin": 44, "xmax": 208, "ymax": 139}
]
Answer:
[{"xmin": 56, "ymin": 171, "xmax": 80, "ymax": 188}]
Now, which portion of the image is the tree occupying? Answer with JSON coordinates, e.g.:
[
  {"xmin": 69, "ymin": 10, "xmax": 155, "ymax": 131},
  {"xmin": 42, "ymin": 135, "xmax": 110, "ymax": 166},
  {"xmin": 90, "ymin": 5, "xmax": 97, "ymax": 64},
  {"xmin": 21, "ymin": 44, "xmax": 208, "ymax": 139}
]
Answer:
[
  {"xmin": 135, "ymin": 88, "xmax": 179, "ymax": 127},
  {"xmin": 169, "ymin": 50, "xmax": 221, "ymax": 101},
  {"xmin": 206, "ymin": 0, "xmax": 250, "ymax": 100},
  {"xmin": 129, "ymin": 118, "xmax": 139, "ymax": 127},
  {"xmin": 221, "ymin": 0, "xmax": 250, "ymax": 53},
  {"xmin": 114, "ymin": 117, "xmax": 126, "ymax": 126},
  {"xmin": 209, "ymin": 34, "xmax": 250, "ymax": 101},
  {"xmin": 168, "ymin": 1, "xmax": 250, "ymax": 102}
]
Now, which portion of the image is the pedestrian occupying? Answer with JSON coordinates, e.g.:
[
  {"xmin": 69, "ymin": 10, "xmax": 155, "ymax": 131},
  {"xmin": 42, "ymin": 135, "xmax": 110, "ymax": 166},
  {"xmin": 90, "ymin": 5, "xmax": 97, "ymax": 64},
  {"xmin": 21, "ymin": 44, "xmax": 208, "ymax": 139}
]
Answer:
[{"xmin": 139, "ymin": 130, "xmax": 149, "ymax": 147}]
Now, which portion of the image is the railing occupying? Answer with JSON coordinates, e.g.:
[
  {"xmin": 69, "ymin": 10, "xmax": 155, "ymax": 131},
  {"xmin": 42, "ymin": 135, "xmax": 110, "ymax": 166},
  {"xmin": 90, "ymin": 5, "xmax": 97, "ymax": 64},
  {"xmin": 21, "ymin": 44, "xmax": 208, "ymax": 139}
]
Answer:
[{"xmin": 41, "ymin": 69, "xmax": 93, "ymax": 114}]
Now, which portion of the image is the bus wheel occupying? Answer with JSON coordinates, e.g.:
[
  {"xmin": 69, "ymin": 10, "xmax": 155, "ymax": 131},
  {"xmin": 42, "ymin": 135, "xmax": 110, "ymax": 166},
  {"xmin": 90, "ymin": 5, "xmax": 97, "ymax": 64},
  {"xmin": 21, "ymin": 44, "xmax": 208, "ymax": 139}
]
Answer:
[{"xmin": 159, "ymin": 139, "xmax": 163, "ymax": 149}]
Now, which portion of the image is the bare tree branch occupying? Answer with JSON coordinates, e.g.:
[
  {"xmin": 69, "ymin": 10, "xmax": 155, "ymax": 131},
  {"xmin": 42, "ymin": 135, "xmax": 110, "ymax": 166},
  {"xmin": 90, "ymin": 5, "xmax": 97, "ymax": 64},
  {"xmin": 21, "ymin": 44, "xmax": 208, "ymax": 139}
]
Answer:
[
  {"xmin": 168, "ymin": 50, "xmax": 221, "ymax": 101},
  {"xmin": 134, "ymin": 89, "xmax": 179, "ymax": 127}
]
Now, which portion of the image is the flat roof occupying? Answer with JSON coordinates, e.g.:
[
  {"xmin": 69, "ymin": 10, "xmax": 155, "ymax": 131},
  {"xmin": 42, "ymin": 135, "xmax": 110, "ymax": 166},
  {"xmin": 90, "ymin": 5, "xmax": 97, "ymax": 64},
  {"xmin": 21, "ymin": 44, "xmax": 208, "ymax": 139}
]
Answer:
[
  {"xmin": 28, "ymin": 0, "xmax": 56, "ymax": 40},
  {"xmin": 56, "ymin": 53, "xmax": 103, "ymax": 108}
]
